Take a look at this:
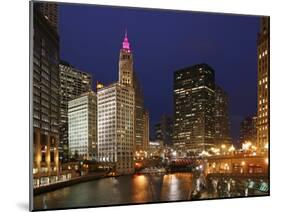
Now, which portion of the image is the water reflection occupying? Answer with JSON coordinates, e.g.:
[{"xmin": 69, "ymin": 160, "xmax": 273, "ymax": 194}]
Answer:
[
  {"xmin": 33, "ymin": 173, "xmax": 193, "ymax": 210},
  {"xmin": 131, "ymin": 175, "xmax": 152, "ymax": 202}
]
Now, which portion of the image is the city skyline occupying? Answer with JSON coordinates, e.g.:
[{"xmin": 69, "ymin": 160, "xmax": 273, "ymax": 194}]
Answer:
[
  {"xmin": 31, "ymin": 2, "xmax": 269, "ymax": 210},
  {"xmin": 59, "ymin": 4, "xmax": 260, "ymax": 143}
]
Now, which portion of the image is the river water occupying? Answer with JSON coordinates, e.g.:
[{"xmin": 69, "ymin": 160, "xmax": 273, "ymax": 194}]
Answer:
[
  {"xmin": 33, "ymin": 173, "xmax": 194, "ymax": 210},
  {"xmin": 33, "ymin": 172, "xmax": 268, "ymax": 210}
]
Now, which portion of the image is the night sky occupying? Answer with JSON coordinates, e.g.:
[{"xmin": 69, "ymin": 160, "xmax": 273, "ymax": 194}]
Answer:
[{"xmin": 58, "ymin": 3, "xmax": 260, "ymax": 144}]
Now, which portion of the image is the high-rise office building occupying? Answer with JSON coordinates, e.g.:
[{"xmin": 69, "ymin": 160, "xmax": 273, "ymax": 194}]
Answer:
[
  {"xmin": 37, "ymin": 2, "xmax": 58, "ymax": 31},
  {"xmin": 133, "ymin": 73, "xmax": 146, "ymax": 151},
  {"xmin": 97, "ymin": 31, "xmax": 136, "ymax": 174},
  {"xmin": 257, "ymin": 17, "xmax": 269, "ymax": 150},
  {"xmin": 143, "ymin": 110, "xmax": 150, "ymax": 151},
  {"xmin": 68, "ymin": 91, "xmax": 97, "ymax": 160},
  {"xmin": 154, "ymin": 115, "xmax": 173, "ymax": 147},
  {"xmin": 240, "ymin": 116, "xmax": 257, "ymax": 147},
  {"xmin": 32, "ymin": 4, "xmax": 59, "ymax": 187},
  {"xmin": 214, "ymin": 85, "xmax": 231, "ymax": 146},
  {"xmin": 97, "ymin": 83, "xmax": 135, "ymax": 174},
  {"xmin": 59, "ymin": 61, "xmax": 92, "ymax": 162},
  {"xmin": 173, "ymin": 63, "xmax": 215, "ymax": 155},
  {"xmin": 118, "ymin": 31, "xmax": 147, "ymax": 152}
]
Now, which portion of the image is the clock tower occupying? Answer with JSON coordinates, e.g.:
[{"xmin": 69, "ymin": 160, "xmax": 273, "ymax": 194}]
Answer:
[{"xmin": 119, "ymin": 30, "xmax": 134, "ymax": 87}]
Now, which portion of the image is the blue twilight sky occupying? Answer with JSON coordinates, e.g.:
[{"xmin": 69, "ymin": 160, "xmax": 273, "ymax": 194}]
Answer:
[{"xmin": 58, "ymin": 3, "xmax": 260, "ymax": 144}]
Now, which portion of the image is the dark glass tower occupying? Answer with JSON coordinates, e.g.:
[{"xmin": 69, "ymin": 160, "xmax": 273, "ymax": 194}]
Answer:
[
  {"xmin": 32, "ymin": 3, "xmax": 60, "ymax": 187},
  {"xmin": 173, "ymin": 63, "xmax": 215, "ymax": 156},
  {"xmin": 38, "ymin": 2, "xmax": 58, "ymax": 31},
  {"xmin": 214, "ymin": 85, "xmax": 231, "ymax": 146},
  {"xmin": 240, "ymin": 116, "xmax": 257, "ymax": 147},
  {"xmin": 154, "ymin": 115, "xmax": 173, "ymax": 147}
]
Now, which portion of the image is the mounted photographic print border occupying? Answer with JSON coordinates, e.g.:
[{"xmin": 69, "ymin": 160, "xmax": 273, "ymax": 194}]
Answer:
[{"xmin": 29, "ymin": 0, "xmax": 270, "ymax": 211}]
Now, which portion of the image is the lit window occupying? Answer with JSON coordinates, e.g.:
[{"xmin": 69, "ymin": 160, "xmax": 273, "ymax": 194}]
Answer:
[{"xmin": 259, "ymin": 54, "xmax": 261, "ymax": 59}]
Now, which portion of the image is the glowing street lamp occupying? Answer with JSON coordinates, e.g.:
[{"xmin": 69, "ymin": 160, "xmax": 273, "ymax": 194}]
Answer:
[
  {"xmin": 228, "ymin": 145, "xmax": 235, "ymax": 152},
  {"xmin": 242, "ymin": 141, "xmax": 252, "ymax": 151}
]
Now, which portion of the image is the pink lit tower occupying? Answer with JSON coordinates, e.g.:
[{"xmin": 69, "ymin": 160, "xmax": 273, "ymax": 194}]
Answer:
[{"xmin": 119, "ymin": 30, "xmax": 134, "ymax": 87}]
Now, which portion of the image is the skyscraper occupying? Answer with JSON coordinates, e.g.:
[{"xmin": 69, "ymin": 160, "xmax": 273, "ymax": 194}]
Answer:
[
  {"xmin": 68, "ymin": 91, "xmax": 97, "ymax": 160},
  {"xmin": 214, "ymin": 85, "xmax": 231, "ymax": 146},
  {"xmin": 37, "ymin": 2, "xmax": 58, "ymax": 31},
  {"xmin": 173, "ymin": 63, "xmax": 215, "ymax": 156},
  {"xmin": 59, "ymin": 61, "xmax": 92, "ymax": 162},
  {"xmin": 119, "ymin": 30, "xmax": 133, "ymax": 87},
  {"xmin": 154, "ymin": 115, "xmax": 173, "ymax": 147},
  {"xmin": 133, "ymin": 72, "xmax": 146, "ymax": 151},
  {"xmin": 32, "ymin": 4, "xmax": 59, "ymax": 187},
  {"xmin": 257, "ymin": 17, "xmax": 269, "ymax": 151},
  {"xmin": 240, "ymin": 116, "xmax": 257, "ymax": 147},
  {"xmin": 97, "ymin": 31, "xmax": 136, "ymax": 174},
  {"xmin": 97, "ymin": 83, "xmax": 135, "ymax": 174},
  {"xmin": 143, "ymin": 110, "xmax": 150, "ymax": 151},
  {"xmin": 118, "ymin": 31, "xmax": 147, "ymax": 152}
]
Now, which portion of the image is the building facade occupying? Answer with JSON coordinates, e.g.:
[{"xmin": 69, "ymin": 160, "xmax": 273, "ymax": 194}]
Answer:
[
  {"xmin": 133, "ymin": 73, "xmax": 146, "ymax": 151},
  {"xmin": 97, "ymin": 31, "xmax": 139, "ymax": 174},
  {"xmin": 148, "ymin": 140, "xmax": 164, "ymax": 158},
  {"xmin": 240, "ymin": 116, "xmax": 257, "ymax": 147},
  {"xmin": 143, "ymin": 110, "xmax": 150, "ymax": 151},
  {"xmin": 59, "ymin": 61, "xmax": 92, "ymax": 162},
  {"xmin": 118, "ymin": 31, "xmax": 148, "ymax": 153},
  {"xmin": 154, "ymin": 114, "xmax": 173, "ymax": 147},
  {"xmin": 97, "ymin": 83, "xmax": 135, "ymax": 174},
  {"xmin": 173, "ymin": 63, "xmax": 216, "ymax": 156},
  {"xmin": 68, "ymin": 92, "xmax": 97, "ymax": 160},
  {"xmin": 257, "ymin": 17, "xmax": 269, "ymax": 151},
  {"xmin": 32, "ymin": 4, "xmax": 60, "ymax": 187},
  {"xmin": 37, "ymin": 2, "xmax": 58, "ymax": 31},
  {"xmin": 214, "ymin": 85, "xmax": 231, "ymax": 146},
  {"xmin": 119, "ymin": 31, "xmax": 134, "ymax": 87}
]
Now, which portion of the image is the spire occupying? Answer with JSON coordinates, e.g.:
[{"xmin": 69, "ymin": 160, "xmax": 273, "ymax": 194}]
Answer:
[{"xmin": 122, "ymin": 29, "xmax": 130, "ymax": 51}]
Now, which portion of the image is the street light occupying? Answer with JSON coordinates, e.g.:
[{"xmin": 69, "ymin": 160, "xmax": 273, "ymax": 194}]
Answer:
[
  {"xmin": 242, "ymin": 141, "xmax": 252, "ymax": 151},
  {"xmin": 228, "ymin": 145, "xmax": 235, "ymax": 152}
]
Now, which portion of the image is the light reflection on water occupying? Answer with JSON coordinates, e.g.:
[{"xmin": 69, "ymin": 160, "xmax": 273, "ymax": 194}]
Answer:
[{"xmin": 34, "ymin": 173, "xmax": 193, "ymax": 210}]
